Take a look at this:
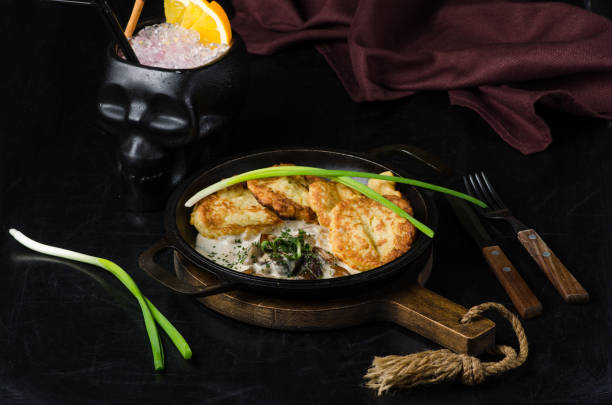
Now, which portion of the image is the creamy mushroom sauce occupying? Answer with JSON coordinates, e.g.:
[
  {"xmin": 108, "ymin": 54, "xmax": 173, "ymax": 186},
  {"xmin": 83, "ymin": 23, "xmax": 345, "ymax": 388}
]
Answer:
[{"xmin": 195, "ymin": 220, "xmax": 358, "ymax": 279}]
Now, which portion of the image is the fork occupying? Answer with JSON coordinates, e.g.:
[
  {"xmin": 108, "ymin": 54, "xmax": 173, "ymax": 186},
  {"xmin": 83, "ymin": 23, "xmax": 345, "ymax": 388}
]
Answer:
[{"xmin": 464, "ymin": 172, "xmax": 589, "ymax": 304}]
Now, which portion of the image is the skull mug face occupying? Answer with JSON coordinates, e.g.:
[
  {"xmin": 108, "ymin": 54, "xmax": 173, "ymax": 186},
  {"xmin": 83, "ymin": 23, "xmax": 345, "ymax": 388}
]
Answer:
[{"xmin": 97, "ymin": 25, "xmax": 248, "ymax": 211}]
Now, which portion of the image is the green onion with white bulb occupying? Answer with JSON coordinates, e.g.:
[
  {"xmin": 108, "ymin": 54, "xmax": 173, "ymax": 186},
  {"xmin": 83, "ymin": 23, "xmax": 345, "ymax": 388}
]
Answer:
[
  {"xmin": 8, "ymin": 229, "xmax": 192, "ymax": 371},
  {"xmin": 184, "ymin": 166, "xmax": 486, "ymax": 238}
]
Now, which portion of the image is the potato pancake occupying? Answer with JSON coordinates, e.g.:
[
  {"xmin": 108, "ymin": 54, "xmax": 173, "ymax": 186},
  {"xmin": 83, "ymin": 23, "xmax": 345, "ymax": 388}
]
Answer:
[
  {"xmin": 191, "ymin": 184, "xmax": 282, "ymax": 238},
  {"xmin": 367, "ymin": 171, "xmax": 402, "ymax": 198},
  {"xmin": 329, "ymin": 195, "xmax": 415, "ymax": 271},
  {"xmin": 308, "ymin": 180, "xmax": 358, "ymax": 227},
  {"xmin": 247, "ymin": 166, "xmax": 317, "ymax": 222}
]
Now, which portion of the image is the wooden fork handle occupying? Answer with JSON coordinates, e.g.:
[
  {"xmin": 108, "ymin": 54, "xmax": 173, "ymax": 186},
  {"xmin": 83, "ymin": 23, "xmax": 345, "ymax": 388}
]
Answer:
[
  {"xmin": 482, "ymin": 245, "xmax": 543, "ymax": 319},
  {"xmin": 517, "ymin": 229, "xmax": 589, "ymax": 304}
]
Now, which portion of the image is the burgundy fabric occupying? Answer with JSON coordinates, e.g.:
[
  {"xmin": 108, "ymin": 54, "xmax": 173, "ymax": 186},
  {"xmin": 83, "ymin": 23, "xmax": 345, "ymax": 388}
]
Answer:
[{"xmin": 231, "ymin": 0, "xmax": 612, "ymax": 154}]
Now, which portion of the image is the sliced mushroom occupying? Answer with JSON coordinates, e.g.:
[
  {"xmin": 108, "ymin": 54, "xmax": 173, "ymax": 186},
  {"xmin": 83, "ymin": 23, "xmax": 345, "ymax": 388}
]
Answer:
[
  {"xmin": 332, "ymin": 265, "xmax": 350, "ymax": 277},
  {"xmin": 313, "ymin": 247, "xmax": 336, "ymax": 263},
  {"xmin": 300, "ymin": 258, "xmax": 323, "ymax": 280},
  {"xmin": 312, "ymin": 247, "xmax": 350, "ymax": 278}
]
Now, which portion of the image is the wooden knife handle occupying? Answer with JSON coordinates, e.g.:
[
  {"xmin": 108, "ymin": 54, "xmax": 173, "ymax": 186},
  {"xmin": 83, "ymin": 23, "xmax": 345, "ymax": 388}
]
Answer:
[
  {"xmin": 482, "ymin": 245, "xmax": 543, "ymax": 319},
  {"xmin": 517, "ymin": 229, "xmax": 589, "ymax": 304}
]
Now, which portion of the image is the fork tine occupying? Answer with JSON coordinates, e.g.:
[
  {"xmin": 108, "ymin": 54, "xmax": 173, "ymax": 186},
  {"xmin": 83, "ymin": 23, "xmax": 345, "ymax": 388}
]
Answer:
[
  {"xmin": 468, "ymin": 173, "xmax": 495, "ymax": 208},
  {"xmin": 473, "ymin": 172, "xmax": 499, "ymax": 209},
  {"xmin": 464, "ymin": 174, "xmax": 487, "ymax": 206},
  {"xmin": 480, "ymin": 172, "xmax": 507, "ymax": 209},
  {"xmin": 463, "ymin": 176, "xmax": 474, "ymax": 196},
  {"xmin": 463, "ymin": 176, "xmax": 474, "ymax": 198}
]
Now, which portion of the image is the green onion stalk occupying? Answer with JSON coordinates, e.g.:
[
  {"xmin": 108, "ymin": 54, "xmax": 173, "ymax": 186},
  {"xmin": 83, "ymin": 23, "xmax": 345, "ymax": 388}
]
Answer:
[
  {"xmin": 8, "ymin": 229, "xmax": 192, "ymax": 371},
  {"xmin": 184, "ymin": 166, "xmax": 487, "ymax": 238}
]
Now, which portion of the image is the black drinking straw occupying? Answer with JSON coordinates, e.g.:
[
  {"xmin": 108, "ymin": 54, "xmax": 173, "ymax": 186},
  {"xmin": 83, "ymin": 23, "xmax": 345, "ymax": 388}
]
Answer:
[
  {"xmin": 41, "ymin": 0, "xmax": 93, "ymax": 5},
  {"xmin": 42, "ymin": 0, "xmax": 140, "ymax": 64},
  {"xmin": 92, "ymin": 0, "xmax": 140, "ymax": 63}
]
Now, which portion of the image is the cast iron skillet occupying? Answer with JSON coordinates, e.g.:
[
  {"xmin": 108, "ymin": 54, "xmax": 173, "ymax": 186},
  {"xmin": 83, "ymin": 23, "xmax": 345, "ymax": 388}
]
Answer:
[{"xmin": 139, "ymin": 145, "xmax": 448, "ymax": 298}]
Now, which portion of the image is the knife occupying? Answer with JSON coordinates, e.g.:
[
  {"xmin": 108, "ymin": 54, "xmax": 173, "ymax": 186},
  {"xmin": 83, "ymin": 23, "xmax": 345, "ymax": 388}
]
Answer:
[{"xmin": 446, "ymin": 196, "xmax": 543, "ymax": 319}]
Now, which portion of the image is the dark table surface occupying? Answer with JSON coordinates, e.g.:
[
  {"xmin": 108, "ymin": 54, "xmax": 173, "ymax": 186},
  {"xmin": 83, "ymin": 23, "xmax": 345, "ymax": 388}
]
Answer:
[{"xmin": 2, "ymin": 1, "xmax": 612, "ymax": 404}]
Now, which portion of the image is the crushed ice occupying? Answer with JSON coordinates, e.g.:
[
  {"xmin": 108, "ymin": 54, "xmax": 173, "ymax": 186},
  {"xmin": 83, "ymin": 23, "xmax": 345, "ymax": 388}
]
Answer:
[{"xmin": 129, "ymin": 23, "xmax": 229, "ymax": 69}]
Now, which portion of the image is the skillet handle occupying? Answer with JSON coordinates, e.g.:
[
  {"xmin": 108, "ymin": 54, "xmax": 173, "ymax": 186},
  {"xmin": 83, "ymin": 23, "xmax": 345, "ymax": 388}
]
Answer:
[
  {"xmin": 366, "ymin": 144, "xmax": 452, "ymax": 177},
  {"xmin": 138, "ymin": 238, "xmax": 238, "ymax": 297}
]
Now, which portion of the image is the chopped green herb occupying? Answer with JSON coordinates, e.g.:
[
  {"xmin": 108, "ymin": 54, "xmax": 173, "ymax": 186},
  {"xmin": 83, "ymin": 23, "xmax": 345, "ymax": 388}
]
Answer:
[{"xmin": 258, "ymin": 229, "xmax": 320, "ymax": 277}]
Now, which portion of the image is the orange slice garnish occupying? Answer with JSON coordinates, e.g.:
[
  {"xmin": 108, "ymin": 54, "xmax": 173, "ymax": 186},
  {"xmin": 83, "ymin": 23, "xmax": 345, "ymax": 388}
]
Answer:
[
  {"xmin": 180, "ymin": 0, "xmax": 232, "ymax": 45},
  {"xmin": 180, "ymin": 2, "xmax": 203, "ymax": 29},
  {"xmin": 164, "ymin": 0, "xmax": 187, "ymax": 24},
  {"xmin": 189, "ymin": 0, "xmax": 232, "ymax": 45}
]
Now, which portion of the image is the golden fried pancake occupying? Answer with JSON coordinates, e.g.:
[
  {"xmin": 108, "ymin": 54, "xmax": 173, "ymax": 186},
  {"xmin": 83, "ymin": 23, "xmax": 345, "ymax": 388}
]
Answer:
[
  {"xmin": 190, "ymin": 184, "xmax": 282, "ymax": 238},
  {"xmin": 247, "ymin": 165, "xmax": 316, "ymax": 222},
  {"xmin": 367, "ymin": 171, "xmax": 402, "ymax": 198},
  {"xmin": 386, "ymin": 194, "xmax": 414, "ymax": 216},
  {"xmin": 329, "ymin": 195, "xmax": 416, "ymax": 271},
  {"xmin": 308, "ymin": 180, "xmax": 358, "ymax": 227},
  {"xmin": 305, "ymin": 175, "xmax": 324, "ymax": 185}
]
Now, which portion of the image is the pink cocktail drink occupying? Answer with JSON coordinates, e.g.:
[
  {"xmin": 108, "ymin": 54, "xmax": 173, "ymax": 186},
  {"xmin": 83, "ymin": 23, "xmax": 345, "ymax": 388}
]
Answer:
[{"xmin": 130, "ymin": 23, "xmax": 230, "ymax": 69}]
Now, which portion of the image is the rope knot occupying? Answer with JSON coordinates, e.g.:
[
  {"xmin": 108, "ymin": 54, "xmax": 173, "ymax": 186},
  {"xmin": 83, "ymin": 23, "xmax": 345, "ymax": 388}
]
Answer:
[
  {"xmin": 364, "ymin": 302, "xmax": 529, "ymax": 396},
  {"xmin": 459, "ymin": 354, "xmax": 485, "ymax": 385}
]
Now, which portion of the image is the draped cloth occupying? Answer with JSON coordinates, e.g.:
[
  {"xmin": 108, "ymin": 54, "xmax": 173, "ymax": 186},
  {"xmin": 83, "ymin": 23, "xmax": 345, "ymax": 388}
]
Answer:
[{"xmin": 232, "ymin": 0, "xmax": 612, "ymax": 153}]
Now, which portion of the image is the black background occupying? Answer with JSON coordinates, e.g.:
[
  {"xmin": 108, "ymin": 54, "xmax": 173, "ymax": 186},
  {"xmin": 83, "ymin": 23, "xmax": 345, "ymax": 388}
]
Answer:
[{"xmin": 1, "ymin": 1, "xmax": 611, "ymax": 404}]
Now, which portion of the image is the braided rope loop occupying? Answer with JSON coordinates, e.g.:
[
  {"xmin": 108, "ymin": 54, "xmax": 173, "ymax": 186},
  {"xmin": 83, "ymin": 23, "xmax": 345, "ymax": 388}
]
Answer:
[{"xmin": 364, "ymin": 302, "xmax": 528, "ymax": 395}]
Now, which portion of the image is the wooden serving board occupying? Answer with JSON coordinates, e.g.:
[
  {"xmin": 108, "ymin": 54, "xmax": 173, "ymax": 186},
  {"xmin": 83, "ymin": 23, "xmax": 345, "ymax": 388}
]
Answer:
[{"xmin": 174, "ymin": 252, "xmax": 495, "ymax": 355}]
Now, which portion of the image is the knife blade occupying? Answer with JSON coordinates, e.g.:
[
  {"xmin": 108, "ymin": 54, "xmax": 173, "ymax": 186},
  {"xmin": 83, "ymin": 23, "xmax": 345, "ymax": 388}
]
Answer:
[{"xmin": 445, "ymin": 196, "xmax": 543, "ymax": 319}]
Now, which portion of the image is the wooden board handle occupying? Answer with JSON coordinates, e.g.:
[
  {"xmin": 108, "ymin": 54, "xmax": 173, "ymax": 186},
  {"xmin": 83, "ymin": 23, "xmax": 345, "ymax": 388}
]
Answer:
[
  {"xmin": 381, "ymin": 284, "xmax": 495, "ymax": 355},
  {"xmin": 517, "ymin": 229, "xmax": 589, "ymax": 304},
  {"xmin": 482, "ymin": 245, "xmax": 543, "ymax": 319}
]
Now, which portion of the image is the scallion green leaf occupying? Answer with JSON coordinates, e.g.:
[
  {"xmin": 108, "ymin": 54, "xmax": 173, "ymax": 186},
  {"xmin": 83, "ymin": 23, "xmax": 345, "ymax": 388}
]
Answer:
[
  {"xmin": 184, "ymin": 165, "xmax": 485, "ymax": 239},
  {"xmin": 8, "ymin": 229, "xmax": 192, "ymax": 370},
  {"xmin": 184, "ymin": 166, "xmax": 485, "ymax": 210}
]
